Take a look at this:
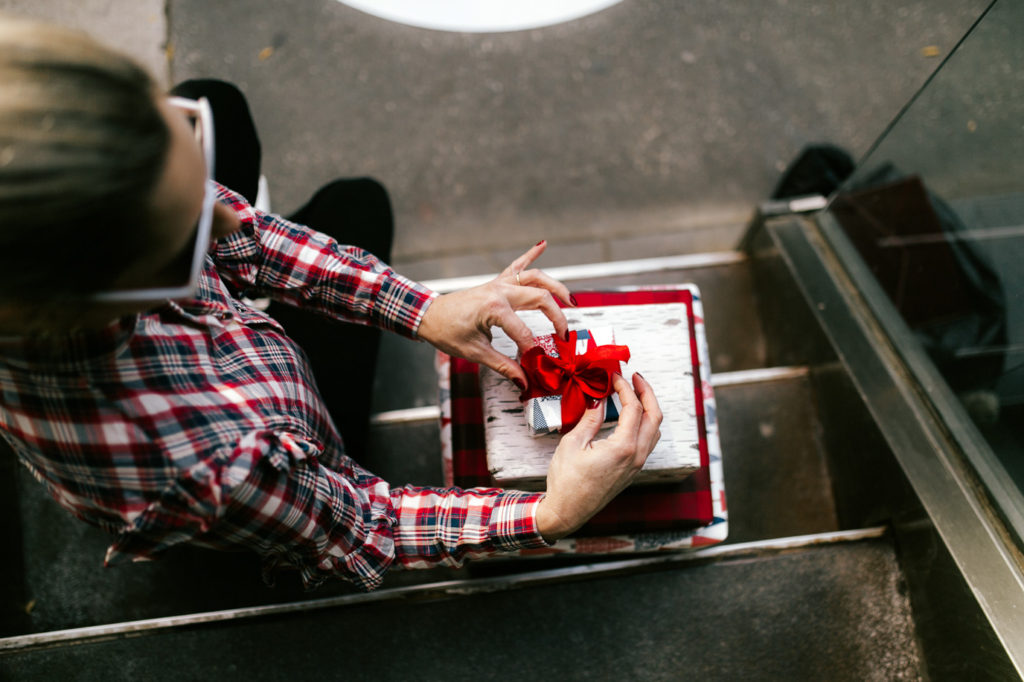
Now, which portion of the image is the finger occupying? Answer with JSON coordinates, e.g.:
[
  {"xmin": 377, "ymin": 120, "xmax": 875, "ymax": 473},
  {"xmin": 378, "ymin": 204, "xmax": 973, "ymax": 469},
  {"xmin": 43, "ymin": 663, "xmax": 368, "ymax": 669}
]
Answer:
[
  {"xmin": 474, "ymin": 343, "xmax": 528, "ymax": 389},
  {"xmin": 507, "ymin": 284, "xmax": 569, "ymax": 342},
  {"xmin": 560, "ymin": 399, "xmax": 606, "ymax": 449},
  {"xmin": 517, "ymin": 269, "xmax": 574, "ymax": 308},
  {"xmin": 606, "ymin": 373, "xmax": 643, "ymax": 446},
  {"xmin": 493, "ymin": 305, "xmax": 543, "ymax": 355},
  {"xmin": 632, "ymin": 373, "xmax": 664, "ymax": 458},
  {"xmin": 501, "ymin": 240, "xmax": 547, "ymax": 279}
]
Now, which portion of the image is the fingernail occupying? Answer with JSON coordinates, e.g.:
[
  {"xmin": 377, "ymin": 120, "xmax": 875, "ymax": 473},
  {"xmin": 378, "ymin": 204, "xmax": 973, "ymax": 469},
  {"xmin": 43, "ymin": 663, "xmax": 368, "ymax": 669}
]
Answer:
[
  {"xmin": 535, "ymin": 240, "xmax": 546, "ymax": 246},
  {"xmin": 634, "ymin": 372, "xmax": 646, "ymax": 382},
  {"xmin": 570, "ymin": 294, "xmax": 579, "ymax": 307},
  {"xmin": 513, "ymin": 378, "xmax": 527, "ymax": 391}
]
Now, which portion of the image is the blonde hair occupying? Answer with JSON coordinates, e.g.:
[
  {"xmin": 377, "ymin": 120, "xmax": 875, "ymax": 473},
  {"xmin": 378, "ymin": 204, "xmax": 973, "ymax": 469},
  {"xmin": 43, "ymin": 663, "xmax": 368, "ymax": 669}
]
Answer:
[{"xmin": 0, "ymin": 16, "xmax": 169, "ymax": 302}]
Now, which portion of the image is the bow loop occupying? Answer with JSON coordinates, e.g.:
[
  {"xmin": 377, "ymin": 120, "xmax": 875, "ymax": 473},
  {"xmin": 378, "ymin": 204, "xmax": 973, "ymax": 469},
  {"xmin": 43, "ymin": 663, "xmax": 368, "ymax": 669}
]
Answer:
[{"xmin": 519, "ymin": 330, "xmax": 630, "ymax": 433}]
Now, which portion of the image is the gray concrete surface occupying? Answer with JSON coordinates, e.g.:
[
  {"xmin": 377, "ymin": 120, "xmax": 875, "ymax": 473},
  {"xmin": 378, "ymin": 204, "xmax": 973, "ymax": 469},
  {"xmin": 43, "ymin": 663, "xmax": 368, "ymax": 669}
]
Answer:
[
  {"xmin": 164, "ymin": 0, "xmax": 987, "ymax": 280},
  {"xmin": 0, "ymin": 0, "xmax": 989, "ymax": 279},
  {"xmin": 0, "ymin": 0, "xmax": 168, "ymax": 84},
  {"xmin": 2, "ymin": 539, "xmax": 926, "ymax": 681},
  {"xmin": 846, "ymin": 0, "xmax": 1023, "ymax": 202}
]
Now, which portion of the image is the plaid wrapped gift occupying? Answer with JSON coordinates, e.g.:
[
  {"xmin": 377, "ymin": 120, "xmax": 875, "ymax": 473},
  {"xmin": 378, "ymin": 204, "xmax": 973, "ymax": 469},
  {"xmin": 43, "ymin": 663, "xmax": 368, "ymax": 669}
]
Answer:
[{"xmin": 439, "ymin": 286, "xmax": 729, "ymax": 553}]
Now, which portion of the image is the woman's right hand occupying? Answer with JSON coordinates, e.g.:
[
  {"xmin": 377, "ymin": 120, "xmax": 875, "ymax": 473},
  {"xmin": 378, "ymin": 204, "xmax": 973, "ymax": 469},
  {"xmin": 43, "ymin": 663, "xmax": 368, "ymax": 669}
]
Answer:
[{"xmin": 535, "ymin": 372, "xmax": 663, "ymax": 542}]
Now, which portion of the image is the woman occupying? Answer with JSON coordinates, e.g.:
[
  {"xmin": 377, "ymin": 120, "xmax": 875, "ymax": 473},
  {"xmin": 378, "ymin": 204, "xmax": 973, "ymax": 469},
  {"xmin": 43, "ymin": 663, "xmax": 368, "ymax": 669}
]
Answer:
[{"xmin": 0, "ymin": 17, "xmax": 661, "ymax": 590}]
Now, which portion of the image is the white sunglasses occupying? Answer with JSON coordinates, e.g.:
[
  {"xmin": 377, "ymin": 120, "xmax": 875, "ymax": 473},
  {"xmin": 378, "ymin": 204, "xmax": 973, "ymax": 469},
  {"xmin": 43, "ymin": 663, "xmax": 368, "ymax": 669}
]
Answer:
[{"xmin": 92, "ymin": 96, "xmax": 216, "ymax": 303}]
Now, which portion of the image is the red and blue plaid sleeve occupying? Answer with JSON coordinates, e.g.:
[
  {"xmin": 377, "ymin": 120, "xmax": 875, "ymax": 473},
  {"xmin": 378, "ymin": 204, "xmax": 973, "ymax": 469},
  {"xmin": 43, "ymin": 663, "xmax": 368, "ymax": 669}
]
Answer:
[
  {"xmin": 167, "ymin": 429, "xmax": 548, "ymax": 591},
  {"xmin": 209, "ymin": 184, "xmax": 437, "ymax": 339},
  {"xmin": 390, "ymin": 487, "xmax": 549, "ymax": 570}
]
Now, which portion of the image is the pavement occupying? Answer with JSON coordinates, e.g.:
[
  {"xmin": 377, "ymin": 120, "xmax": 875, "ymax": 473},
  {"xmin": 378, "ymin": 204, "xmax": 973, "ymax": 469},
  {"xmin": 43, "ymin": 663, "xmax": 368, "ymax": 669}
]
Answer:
[{"xmin": 0, "ymin": 0, "xmax": 989, "ymax": 280}]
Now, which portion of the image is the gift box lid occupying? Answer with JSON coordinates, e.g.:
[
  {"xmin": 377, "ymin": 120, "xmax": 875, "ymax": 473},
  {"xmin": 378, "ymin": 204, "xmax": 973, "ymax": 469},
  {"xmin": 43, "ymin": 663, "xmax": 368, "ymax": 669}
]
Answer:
[{"xmin": 481, "ymin": 302, "xmax": 704, "ymax": 490}]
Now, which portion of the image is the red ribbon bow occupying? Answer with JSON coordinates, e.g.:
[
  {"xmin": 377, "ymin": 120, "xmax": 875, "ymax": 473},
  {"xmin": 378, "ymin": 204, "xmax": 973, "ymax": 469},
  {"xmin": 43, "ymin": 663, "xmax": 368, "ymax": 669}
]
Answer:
[{"xmin": 519, "ymin": 332, "xmax": 631, "ymax": 433}]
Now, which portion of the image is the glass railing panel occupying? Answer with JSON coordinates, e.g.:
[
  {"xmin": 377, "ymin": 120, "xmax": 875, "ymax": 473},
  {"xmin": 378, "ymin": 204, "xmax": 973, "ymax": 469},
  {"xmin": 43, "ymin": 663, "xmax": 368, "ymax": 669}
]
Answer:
[{"xmin": 825, "ymin": 0, "xmax": 1024, "ymax": 531}]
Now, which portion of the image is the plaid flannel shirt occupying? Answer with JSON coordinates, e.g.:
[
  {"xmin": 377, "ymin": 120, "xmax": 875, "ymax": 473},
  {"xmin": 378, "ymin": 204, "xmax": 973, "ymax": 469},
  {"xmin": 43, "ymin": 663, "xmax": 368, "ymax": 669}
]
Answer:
[{"xmin": 0, "ymin": 183, "xmax": 547, "ymax": 591}]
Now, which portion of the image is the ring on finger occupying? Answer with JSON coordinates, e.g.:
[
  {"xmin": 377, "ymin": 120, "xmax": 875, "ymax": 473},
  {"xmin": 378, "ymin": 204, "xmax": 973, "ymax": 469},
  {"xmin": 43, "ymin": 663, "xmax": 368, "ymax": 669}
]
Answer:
[{"xmin": 516, "ymin": 271, "xmax": 522, "ymax": 286}]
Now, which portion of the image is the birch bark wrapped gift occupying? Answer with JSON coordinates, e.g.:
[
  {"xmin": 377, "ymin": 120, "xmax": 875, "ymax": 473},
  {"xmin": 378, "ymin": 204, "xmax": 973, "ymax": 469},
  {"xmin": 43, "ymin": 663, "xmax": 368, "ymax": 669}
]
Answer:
[
  {"xmin": 519, "ymin": 328, "xmax": 629, "ymax": 435},
  {"xmin": 481, "ymin": 303, "xmax": 703, "ymax": 491}
]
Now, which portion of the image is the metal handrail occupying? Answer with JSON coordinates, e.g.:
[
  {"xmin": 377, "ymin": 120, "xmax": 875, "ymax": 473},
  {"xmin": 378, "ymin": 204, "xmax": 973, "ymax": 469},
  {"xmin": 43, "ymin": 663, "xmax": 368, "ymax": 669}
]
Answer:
[{"xmin": 769, "ymin": 213, "xmax": 1024, "ymax": 677}]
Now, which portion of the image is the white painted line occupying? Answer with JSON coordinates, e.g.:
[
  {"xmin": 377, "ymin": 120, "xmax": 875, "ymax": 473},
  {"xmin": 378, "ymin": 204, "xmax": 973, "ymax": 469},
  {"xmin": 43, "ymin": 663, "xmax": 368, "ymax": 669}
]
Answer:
[
  {"xmin": 370, "ymin": 406, "xmax": 442, "ymax": 425},
  {"xmin": 421, "ymin": 251, "xmax": 747, "ymax": 294},
  {"xmin": 789, "ymin": 195, "xmax": 829, "ymax": 213},
  {"xmin": 710, "ymin": 366, "xmax": 809, "ymax": 387}
]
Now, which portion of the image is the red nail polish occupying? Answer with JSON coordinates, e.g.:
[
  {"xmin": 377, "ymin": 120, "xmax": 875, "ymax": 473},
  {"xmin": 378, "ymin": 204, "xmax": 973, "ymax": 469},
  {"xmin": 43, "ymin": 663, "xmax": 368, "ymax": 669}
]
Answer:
[
  {"xmin": 513, "ymin": 378, "xmax": 527, "ymax": 392},
  {"xmin": 570, "ymin": 294, "xmax": 579, "ymax": 307},
  {"xmin": 535, "ymin": 240, "xmax": 546, "ymax": 246},
  {"xmin": 635, "ymin": 372, "xmax": 645, "ymax": 382}
]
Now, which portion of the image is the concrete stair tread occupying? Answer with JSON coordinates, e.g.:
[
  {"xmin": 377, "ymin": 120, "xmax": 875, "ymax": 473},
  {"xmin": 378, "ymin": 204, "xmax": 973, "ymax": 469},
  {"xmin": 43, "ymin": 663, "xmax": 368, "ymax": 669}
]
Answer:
[
  {"xmin": 1, "ymin": 246, "xmax": 923, "ymax": 680},
  {"xmin": 1, "ymin": 536, "xmax": 924, "ymax": 681},
  {"xmin": 6, "ymin": 361, "xmax": 841, "ymax": 634},
  {"xmin": 372, "ymin": 256, "xmax": 770, "ymax": 415}
]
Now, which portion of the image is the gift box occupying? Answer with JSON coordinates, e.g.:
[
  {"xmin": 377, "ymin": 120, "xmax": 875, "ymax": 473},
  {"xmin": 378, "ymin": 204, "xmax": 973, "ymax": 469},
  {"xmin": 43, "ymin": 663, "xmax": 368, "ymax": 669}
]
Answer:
[
  {"xmin": 522, "ymin": 327, "xmax": 625, "ymax": 435},
  {"xmin": 480, "ymin": 301, "xmax": 704, "ymax": 490},
  {"xmin": 437, "ymin": 285, "xmax": 728, "ymax": 554}
]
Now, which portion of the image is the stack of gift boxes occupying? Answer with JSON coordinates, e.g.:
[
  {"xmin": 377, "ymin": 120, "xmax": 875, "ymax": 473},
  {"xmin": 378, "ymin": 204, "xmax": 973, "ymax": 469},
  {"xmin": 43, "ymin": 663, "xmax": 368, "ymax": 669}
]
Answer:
[{"xmin": 438, "ymin": 286, "xmax": 728, "ymax": 556}]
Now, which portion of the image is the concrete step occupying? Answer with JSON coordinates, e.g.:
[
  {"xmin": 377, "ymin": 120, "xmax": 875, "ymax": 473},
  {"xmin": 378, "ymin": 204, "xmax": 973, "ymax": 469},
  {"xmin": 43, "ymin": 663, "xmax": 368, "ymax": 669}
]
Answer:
[
  {"xmin": 370, "ymin": 249, "xmax": 836, "ymax": 416},
  {"xmin": 0, "ymin": 246, "xmax": 853, "ymax": 636},
  {"xmin": 1, "ymin": 362, "xmax": 842, "ymax": 635},
  {"xmin": 0, "ymin": 237, "xmax": 948, "ymax": 675},
  {"xmin": 0, "ymin": 534, "xmax": 925, "ymax": 681},
  {"xmin": 714, "ymin": 368, "xmax": 839, "ymax": 544},
  {"xmin": 367, "ymin": 366, "xmax": 846, "ymax": 550},
  {"xmin": 372, "ymin": 253, "xmax": 772, "ymax": 414}
]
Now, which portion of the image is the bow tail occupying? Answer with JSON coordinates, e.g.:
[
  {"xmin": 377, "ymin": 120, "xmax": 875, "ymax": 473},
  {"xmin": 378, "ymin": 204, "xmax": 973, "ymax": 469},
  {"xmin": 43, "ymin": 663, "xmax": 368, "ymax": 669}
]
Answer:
[{"xmin": 559, "ymin": 382, "xmax": 593, "ymax": 434}]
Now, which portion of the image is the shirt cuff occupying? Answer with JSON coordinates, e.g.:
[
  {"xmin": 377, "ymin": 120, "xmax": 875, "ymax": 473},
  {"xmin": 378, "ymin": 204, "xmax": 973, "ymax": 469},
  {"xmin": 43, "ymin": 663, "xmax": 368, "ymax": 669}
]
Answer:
[
  {"xmin": 373, "ymin": 271, "xmax": 439, "ymax": 339},
  {"xmin": 488, "ymin": 491, "xmax": 552, "ymax": 552}
]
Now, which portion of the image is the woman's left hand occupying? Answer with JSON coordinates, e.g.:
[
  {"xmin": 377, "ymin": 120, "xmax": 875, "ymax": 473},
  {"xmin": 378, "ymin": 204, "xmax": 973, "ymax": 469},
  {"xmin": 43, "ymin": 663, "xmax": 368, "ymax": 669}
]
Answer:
[{"xmin": 416, "ymin": 240, "xmax": 573, "ymax": 390}]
